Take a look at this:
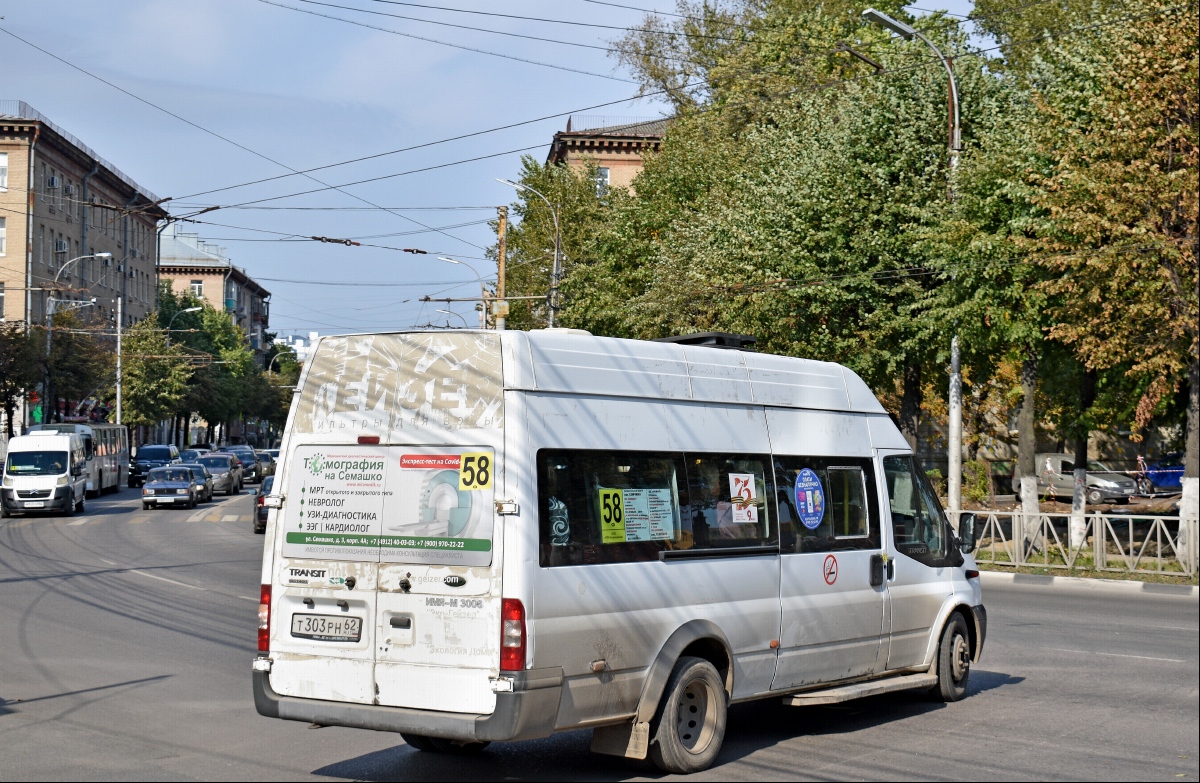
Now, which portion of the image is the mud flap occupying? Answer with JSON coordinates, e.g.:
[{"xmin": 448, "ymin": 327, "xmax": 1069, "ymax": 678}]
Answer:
[{"xmin": 591, "ymin": 721, "xmax": 650, "ymax": 760}]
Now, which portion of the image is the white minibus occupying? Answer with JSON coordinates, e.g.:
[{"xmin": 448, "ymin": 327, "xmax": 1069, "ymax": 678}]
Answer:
[
  {"xmin": 2, "ymin": 431, "xmax": 89, "ymax": 517},
  {"xmin": 28, "ymin": 422, "xmax": 129, "ymax": 496},
  {"xmin": 254, "ymin": 330, "xmax": 987, "ymax": 774}
]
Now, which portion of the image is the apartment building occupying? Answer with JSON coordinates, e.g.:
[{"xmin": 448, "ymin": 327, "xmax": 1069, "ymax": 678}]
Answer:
[
  {"xmin": 158, "ymin": 222, "xmax": 271, "ymax": 355},
  {"xmin": 546, "ymin": 116, "xmax": 667, "ymax": 192},
  {"xmin": 0, "ymin": 101, "xmax": 167, "ymax": 327}
]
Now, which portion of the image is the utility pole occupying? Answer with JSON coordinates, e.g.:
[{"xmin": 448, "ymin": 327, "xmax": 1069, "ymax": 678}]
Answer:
[
  {"xmin": 116, "ymin": 295, "xmax": 123, "ymax": 426},
  {"xmin": 496, "ymin": 206, "xmax": 508, "ymax": 331}
]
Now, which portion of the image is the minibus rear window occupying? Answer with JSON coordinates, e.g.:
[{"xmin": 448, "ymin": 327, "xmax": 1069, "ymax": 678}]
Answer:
[{"xmin": 5, "ymin": 451, "xmax": 69, "ymax": 476}]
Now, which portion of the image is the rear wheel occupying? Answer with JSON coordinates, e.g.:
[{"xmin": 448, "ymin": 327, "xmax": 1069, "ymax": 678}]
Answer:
[
  {"xmin": 401, "ymin": 734, "xmax": 437, "ymax": 752},
  {"xmin": 648, "ymin": 656, "xmax": 727, "ymax": 774},
  {"xmin": 932, "ymin": 614, "xmax": 972, "ymax": 702}
]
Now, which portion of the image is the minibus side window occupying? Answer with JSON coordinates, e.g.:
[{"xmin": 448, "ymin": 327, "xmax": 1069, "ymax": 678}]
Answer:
[
  {"xmin": 538, "ymin": 450, "xmax": 689, "ymax": 566},
  {"xmin": 883, "ymin": 455, "xmax": 949, "ymax": 566},
  {"xmin": 684, "ymin": 455, "xmax": 776, "ymax": 549},
  {"xmin": 774, "ymin": 457, "xmax": 879, "ymax": 553}
]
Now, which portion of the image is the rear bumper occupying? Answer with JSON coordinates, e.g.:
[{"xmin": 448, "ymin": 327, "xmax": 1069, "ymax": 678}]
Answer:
[{"xmin": 252, "ymin": 665, "xmax": 562, "ymax": 742}]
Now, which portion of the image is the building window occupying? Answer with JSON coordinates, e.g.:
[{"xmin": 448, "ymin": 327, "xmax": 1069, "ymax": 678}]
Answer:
[
  {"xmin": 0, "ymin": 152, "xmax": 8, "ymax": 190},
  {"xmin": 0, "ymin": 282, "xmax": 5, "ymax": 319},
  {"xmin": 190, "ymin": 280, "xmax": 204, "ymax": 298},
  {"xmin": 595, "ymin": 167, "xmax": 610, "ymax": 197},
  {"xmin": 0, "ymin": 217, "xmax": 6, "ymax": 256}
]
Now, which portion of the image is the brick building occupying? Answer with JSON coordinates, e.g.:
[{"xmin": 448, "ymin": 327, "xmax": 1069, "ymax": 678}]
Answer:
[
  {"xmin": 158, "ymin": 223, "xmax": 271, "ymax": 355},
  {"xmin": 0, "ymin": 101, "xmax": 167, "ymax": 328},
  {"xmin": 546, "ymin": 116, "xmax": 666, "ymax": 192}
]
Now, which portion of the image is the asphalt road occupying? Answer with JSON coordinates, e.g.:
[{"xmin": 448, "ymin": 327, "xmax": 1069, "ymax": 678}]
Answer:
[{"xmin": 1, "ymin": 486, "xmax": 1196, "ymax": 781}]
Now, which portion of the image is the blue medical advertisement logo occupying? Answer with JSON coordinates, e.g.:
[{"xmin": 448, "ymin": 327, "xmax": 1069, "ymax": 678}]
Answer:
[{"xmin": 794, "ymin": 468, "xmax": 825, "ymax": 530}]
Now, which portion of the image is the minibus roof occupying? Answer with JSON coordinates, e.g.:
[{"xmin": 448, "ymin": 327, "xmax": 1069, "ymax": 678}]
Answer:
[{"xmin": 312, "ymin": 329, "xmax": 886, "ymax": 415}]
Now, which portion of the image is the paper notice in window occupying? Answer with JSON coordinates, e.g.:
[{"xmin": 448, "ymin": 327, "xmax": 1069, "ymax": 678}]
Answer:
[
  {"xmin": 621, "ymin": 488, "xmax": 675, "ymax": 541},
  {"xmin": 728, "ymin": 473, "xmax": 759, "ymax": 525}
]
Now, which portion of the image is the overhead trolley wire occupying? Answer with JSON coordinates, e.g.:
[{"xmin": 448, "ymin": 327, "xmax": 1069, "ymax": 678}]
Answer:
[{"xmin": 0, "ymin": 25, "xmax": 489, "ymax": 251}]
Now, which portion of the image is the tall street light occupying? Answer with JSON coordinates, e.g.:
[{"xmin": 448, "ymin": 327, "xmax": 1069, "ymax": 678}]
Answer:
[
  {"xmin": 438, "ymin": 256, "xmax": 490, "ymax": 329},
  {"xmin": 43, "ymin": 253, "xmax": 112, "ymax": 424},
  {"xmin": 863, "ymin": 8, "xmax": 964, "ymax": 518},
  {"xmin": 165, "ymin": 306, "xmax": 203, "ymax": 347},
  {"xmin": 497, "ymin": 178, "xmax": 562, "ymax": 328}
]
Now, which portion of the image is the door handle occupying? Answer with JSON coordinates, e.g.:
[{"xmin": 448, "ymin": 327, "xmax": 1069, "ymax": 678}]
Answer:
[{"xmin": 870, "ymin": 554, "xmax": 885, "ymax": 587}]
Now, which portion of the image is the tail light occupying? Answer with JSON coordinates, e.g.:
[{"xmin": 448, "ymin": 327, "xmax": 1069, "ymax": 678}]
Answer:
[
  {"xmin": 258, "ymin": 584, "xmax": 271, "ymax": 652},
  {"xmin": 257, "ymin": 493, "xmax": 265, "ymax": 507},
  {"xmin": 500, "ymin": 598, "xmax": 526, "ymax": 671}
]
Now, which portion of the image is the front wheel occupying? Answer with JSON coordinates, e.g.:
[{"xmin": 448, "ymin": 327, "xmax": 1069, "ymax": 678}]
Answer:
[
  {"xmin": 1086, "ymin": 488, "xmax": 1104, "ymax": 505},
  {"xmin": 76, "ymin": 494, "xmax": 85, "ymax": 513},
  {"xmin": 648, "ymin": 656, "xmax": 727, "ymax": 774},
  {"xmin": 932, "ymin": 614, "xmax": 972, "ymax": 702}
]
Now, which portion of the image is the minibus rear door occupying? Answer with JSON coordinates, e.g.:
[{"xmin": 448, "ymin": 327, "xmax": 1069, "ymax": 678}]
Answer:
[{"xmin": 374, "ymin": 446, "xmax": 501, "ymax": 715}]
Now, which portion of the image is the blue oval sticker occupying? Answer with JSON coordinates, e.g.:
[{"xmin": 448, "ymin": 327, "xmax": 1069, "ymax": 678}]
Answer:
[{"xmin": 794, "ymin": 468, "xmax": 825, "ymax": 530}]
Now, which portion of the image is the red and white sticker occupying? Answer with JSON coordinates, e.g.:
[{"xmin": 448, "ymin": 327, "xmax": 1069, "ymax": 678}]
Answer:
[
  {"xmin": 823, "ymin": 554, "xmax": 838, "ymax": 585},
  {"xmin": 399, "ymin": 454, "xmax": 461, "ymax": 470}
]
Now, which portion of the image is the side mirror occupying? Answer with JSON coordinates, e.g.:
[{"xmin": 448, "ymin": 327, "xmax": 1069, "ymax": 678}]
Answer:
[{"xmin": 958, "ymin": 512, "xmax": 978, "ymax": 554}]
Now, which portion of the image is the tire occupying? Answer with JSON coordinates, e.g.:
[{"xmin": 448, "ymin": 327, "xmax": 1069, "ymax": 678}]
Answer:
[
  {"xmin": 143, "ymin": 504, "xmax": 151, "ymax": 510},
  {"xmin": 648, "ymin": 656, "xmax": 727, "ymax": 775},
  {"xmin": 63, "ymin": 493, "xmax": 76, "ymax": 517},
  {"xmin": 932, "ymin": 614, "xmax": 972, "ymax": 702},
  {"xmin": 76, "ymin": 493, "xmax": 85, "ymax": 513},
  {"xmin": 401, "ymin": 733, "xmax": 438, "ymax": 752},
  {"xmin": 1086, "ymin": 488, "xmax": 1104, "ymax": 505},
  {"xmin": 1, "ymin": 504, "xmax": 9, "ymax": 519}
]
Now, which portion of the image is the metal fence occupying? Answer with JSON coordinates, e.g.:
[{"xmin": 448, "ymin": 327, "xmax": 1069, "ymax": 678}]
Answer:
[{"xmin": 972, "ymin": 511, "xmax": 1197, "ymax": 576}]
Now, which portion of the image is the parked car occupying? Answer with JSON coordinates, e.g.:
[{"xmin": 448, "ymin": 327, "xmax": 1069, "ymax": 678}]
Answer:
[
  {"xmin": 180, "ymin": 463, "xmax": 215, "ymax": 503},
  {"xmin": 1143, "ymin": 453, "xmax": 1184, "ymax": 494},
  {"xmin": 1012, "ymin": 453, "xmax": 1138, "ymax": 504},
  {"xmin": 195, "ymin": 453, "xmax": 243, "ymax": 495},
  {"xmin": 254, "ymin": 475, "xmax": 274, "ymax": 534},
  {"xmin": 221, "ymin": 446, "xmax": 262, "ymax": 484},
  {"xmin": 141, "ymin": 467, "xmax": 197, "ymax": 510},
  {"xmin": 256, "ymin": 451, "xmax": 277, "ymax": 478},
  {"xmin": 128, "ymin": 444, "xmax": 180, "ymax": 488}
]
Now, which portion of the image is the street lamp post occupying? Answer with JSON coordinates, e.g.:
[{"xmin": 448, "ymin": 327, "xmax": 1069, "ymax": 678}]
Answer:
[
  {"xmin": 438, "ymin": 257, "xmax": 490, "ymax": 329},
  {"xmin": 165, "ymin": 307, "xmax": 203, "ymax": 347},
  {"xmin": 43, "ymin": 253, "xmax": 112, "ymax": 423},
  {"xmin": 864, "ymin": 8, "xmax": 965, "ymax": 518},
  {"xmin": 497, "ymin": 178, "xmax": 562, "ymax": 328}
]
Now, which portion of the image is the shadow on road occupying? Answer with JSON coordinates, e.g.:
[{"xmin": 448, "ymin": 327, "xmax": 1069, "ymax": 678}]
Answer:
[
  {"xmin": 0, "ymin": 674, "xmax": 173, "ymax": 717},
  {"xmin": 311, "ymin": 670, "xmax": 1024, "ymax": 781}
]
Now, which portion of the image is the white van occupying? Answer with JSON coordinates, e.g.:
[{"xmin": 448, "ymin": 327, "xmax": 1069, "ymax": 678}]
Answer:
[
  {"xmin": 253, "ymin": 330, "xmax": 987, "ymax": 774},
  {"xmin": 2, "ymin": 432, "xmax": 88, "ymax": 517}
]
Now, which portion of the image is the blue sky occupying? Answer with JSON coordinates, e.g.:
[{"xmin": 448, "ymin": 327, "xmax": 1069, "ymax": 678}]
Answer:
[{"xmin": 1, "ymin": 0, "xmax": 976, "ymax": 336}]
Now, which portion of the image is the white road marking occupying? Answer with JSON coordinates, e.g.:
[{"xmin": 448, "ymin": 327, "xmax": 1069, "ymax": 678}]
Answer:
[
  {"xmin": 221, "ymin": 515, "xmax": 239, "ymax": 522},
  {"xmin": 129, "ymin": 569, "xmax": 199, "ymax": 590},
  {"xmin": 1045, "ymin": 647, "xmax": 1186, "ymax": 663},
  {"xmin": 237, "ymin": 596, "xmax": 259, "ymax": 602},
  {"xmin": 67, "ymin": 518, "xmax": 89, "ymax": 526}
]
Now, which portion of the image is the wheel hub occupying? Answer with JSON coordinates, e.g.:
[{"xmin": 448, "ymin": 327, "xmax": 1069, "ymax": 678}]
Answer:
[
  {"xmin": 675, "ymin": 679, "xmax": 715, "ymax": 752},
  {"xmin": 951, "ymin": 633, "xmax": 971, "ymax": 681}
]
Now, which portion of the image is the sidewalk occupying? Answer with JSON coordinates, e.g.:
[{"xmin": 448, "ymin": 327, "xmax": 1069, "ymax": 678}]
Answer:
[{"xmin": 979, "ymin": 569, "xmax": 1199, "ymax": 598}]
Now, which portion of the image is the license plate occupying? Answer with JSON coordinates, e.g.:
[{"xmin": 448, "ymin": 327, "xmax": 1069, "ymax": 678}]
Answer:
[
  {"xmin": 291, "ymin": 613, "xmax": 362, "ymax": 643},
  {"xmin": 24, "ymin": 501, "xmax": 46, "ymax": 508}
]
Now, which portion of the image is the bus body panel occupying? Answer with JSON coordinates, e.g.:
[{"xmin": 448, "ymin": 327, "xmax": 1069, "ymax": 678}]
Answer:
[{"xmin": 256, "ymin": 329, "xmax": 985, "ymax": 748}]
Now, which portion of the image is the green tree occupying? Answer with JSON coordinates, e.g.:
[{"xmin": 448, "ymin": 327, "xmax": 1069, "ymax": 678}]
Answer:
[
  {"xmin": 121, "ymin": 313, "xmax": 191, "ymax": 430},
  {"xmin": 0, "ymin": 323, "xmax": 40, "ymax": 437}
]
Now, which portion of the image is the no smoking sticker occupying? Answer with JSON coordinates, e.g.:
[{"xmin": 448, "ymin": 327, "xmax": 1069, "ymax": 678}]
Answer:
[{"xmin": 823, "ymin": 554, "xmax": 838, "ymax": 585}]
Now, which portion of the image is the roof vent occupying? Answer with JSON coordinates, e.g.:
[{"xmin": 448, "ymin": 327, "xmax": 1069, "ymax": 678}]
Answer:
[{"xmin": 653, "ymin": 332, "xmax": 758, "ymax": 351}]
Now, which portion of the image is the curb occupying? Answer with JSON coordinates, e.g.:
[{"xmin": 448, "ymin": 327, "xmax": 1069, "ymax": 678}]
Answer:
[{"xmin": 978, "ymin": 569, "xmax": 1199, "ymax": 598}]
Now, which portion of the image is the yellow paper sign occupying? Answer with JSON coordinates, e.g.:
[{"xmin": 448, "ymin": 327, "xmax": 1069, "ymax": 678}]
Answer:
[
  {"xmin": 598, "ymin": 488, "xmax": 626, "ymax": 544},
  {"xmin": 458, "ymin": 452, "xmax": 493, "ymax": 490}
]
